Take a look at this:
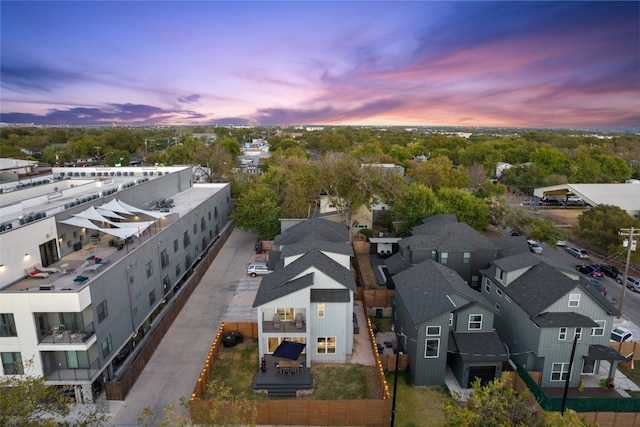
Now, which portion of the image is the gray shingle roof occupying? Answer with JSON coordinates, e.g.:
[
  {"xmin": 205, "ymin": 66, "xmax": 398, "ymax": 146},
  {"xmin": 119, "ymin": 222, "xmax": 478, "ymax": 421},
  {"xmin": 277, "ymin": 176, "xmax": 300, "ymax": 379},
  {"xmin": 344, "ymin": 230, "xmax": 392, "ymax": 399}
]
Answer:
[
  {"xmin": 488, "ymin": 235, "xmax": 530, "ymax": 258},
  {"xmin": 400, "ymin": 221, "xmax": 499, "ymax": 253},
  {"xmin": 411, "ymin": 214, "xmax": 458, "ymax": 234},
  {"xmin": 383, "ymin": 252, "xmax": 412, "ymax": 275},
  {"xmin": 281, "ymin": 238, "xmax": 353, "ymax": 258},
  {"xmin": 310, "ymin": 289, "xmax": 351, "ymax": 303},
  {"xmin": 253, "ymin": 249, "xmax": 356, "ymax": 307},
  {"xmin": 393, "ymin": 259, "xmax": 492, "ymax": 325},
  {"xmin": 449, "ymin": 331, "xmax": 509, "ymax": 362},
  {"xmin": 532, "ymin": 312, "xmax": 599, "ymax": 328},
  {"xmin": 273, "ymin": 218, "xmax": 349, "ymax": 246}
]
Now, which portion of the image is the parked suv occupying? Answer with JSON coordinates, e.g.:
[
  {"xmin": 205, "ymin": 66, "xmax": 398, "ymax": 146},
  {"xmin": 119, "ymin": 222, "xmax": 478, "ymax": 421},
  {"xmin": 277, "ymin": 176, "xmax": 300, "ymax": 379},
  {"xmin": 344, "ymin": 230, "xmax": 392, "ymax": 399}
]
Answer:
[
  {"xmin": 527, "ymin": 240, "xmax": 543, "ymax": 254},
  {"xmin": 616, "ymin": 275, "xmax": 640, "ymax": 292},
  {"xmin": 610, "ymin": 326, "xmax": 633, "ymax": 343},
  {"xmin": 246, "ymin": 262, "xmax": 271, "ymax": 277}
]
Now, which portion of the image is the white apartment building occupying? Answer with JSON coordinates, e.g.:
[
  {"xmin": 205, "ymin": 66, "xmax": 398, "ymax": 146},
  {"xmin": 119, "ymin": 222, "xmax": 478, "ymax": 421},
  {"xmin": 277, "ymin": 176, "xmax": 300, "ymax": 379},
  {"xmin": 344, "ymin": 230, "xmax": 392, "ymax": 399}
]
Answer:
[{"xmin": 0, "ymin": 165, "xmax": 231, "ymax": 402}]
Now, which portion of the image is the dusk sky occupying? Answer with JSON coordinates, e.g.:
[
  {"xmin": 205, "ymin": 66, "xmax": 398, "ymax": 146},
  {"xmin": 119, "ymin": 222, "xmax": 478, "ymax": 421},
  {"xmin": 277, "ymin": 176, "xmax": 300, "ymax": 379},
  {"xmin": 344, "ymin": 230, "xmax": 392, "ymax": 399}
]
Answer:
[{"xmin": 1, "ymin": 1, "xmax": 638, "ymax": 128}]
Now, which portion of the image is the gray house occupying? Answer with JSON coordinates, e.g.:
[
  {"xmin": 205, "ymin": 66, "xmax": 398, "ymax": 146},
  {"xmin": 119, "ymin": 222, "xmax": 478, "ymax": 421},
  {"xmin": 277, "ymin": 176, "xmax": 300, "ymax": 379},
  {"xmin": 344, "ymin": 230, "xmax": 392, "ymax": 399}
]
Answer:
[
  {"xmin": 388, "ymin": 214, "xmax": 528, "ymax": 289},
  {"xmin": 480, "ymin": 252, "xmax": 624, "ymax": 388},
  {"xmin": 392, "ymin": 259, "xmax": 507, "ymax": 387}
]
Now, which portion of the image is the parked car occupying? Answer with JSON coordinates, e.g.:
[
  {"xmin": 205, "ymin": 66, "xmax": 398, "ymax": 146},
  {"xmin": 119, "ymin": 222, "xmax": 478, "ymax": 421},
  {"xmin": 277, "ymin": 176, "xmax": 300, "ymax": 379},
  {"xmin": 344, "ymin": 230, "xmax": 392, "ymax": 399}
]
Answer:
[
  {"xmin": 596, "ymin": 264, "xmax": 622, "ymax": 279},
  {"xmin": 541, "ymin": 197, "xmax": 562, "ymax": 206},
  {"xmin": 556, "ymin": 240, "xmax": 568, "ymax": 247},
  {"xmin": 586, "ymin": 279, "xmax": 607, "ymax": 295},
  {"xmin": 566, "ymin": 247, "xmax": 589, "ymax": 259},
  {"xmin": 527, "ymin": 240, "xmax": 543, "ymax": 254},
  {"xmin": 610, "ymin": 327, "xmax": 633, "ymax": 343},
  {"xmin": 565, "ymin": 195, "xmax": 583, "ymax": 206},
  {"xmin": 576, "ymin": 264, "xmax": 604, "ymax": 278},
  {"xmin": 616, "ymin": 275, "xmax": 640, "ymax": 292},
  {"xmin": 246, "ymin": 262, "xmax": 271, "ymax": 277}
]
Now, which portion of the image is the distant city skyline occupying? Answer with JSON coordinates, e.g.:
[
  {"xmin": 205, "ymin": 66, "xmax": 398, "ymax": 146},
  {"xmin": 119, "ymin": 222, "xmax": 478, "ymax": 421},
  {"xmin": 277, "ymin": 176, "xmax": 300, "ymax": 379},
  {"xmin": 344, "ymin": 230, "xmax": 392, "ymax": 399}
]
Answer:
[{"xmin": 1, "ymin": 1, "xmax": 638, "ymax": 129}]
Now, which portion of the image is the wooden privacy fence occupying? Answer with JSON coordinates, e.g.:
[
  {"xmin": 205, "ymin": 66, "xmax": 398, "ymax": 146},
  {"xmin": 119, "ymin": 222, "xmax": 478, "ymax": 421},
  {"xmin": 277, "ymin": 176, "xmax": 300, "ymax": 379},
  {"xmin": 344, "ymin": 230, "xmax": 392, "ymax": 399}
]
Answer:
[
  {"xmin": 363, "ymin": 289, "xmax": 395, "ymax": 308},
  {"xmin": 191, "ymin": 320, "xmax": 392, "ymax": 426},
  {"xmin": 104, "ymin": 224, "xmax": 234, "ymax": 400}
]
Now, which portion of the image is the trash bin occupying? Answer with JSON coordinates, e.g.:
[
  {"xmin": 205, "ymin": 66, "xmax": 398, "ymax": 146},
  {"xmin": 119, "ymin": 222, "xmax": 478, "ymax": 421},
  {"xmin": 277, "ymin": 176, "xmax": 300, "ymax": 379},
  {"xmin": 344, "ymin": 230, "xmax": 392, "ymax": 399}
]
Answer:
[{"xmin": 255, "ymin": 244, "xmax": 260, "ymax": 253}]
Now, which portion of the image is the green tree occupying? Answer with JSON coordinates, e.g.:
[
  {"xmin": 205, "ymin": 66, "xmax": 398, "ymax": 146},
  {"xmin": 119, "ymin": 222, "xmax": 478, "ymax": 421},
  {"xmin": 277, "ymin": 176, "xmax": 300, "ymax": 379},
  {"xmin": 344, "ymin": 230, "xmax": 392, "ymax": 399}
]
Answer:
[
  {"xmin": 436, "ymin": 188, "xmax": 489, "ymax": 230},
  {"xmin": 0, "ymin": 361, "xmax": 107, "ymax": 426},
  {"xmin": 444, "ymin": 376, "xmax": 595, "ymax": 427},
  {"xmin": 138, "ymin": 381, "xmax": 257, "ymax": 427},
  {"xmin": 104, "ymin": 149, "xmax": 131, "ymax": 167},
  {"xmin": 407, "ymin": 156, "xmax": 470, "ymax": 190},
  {"xmin": 530, "ymin": 146, "xmax": 570, "ymax": 176},
  {"xmin": 593, "ymin": 153, "xmax": 630, "ymax": 182},
  {"xmin": 389, "ymin": 182, "xmax": 438, "ymax": 233},
  {"xmin": 577, "ymin": 205, "xmax": 640, "ymax": 255},
  {"xmin": 233, "ymin": 185, "xmax": 282, "ymax": 239}
]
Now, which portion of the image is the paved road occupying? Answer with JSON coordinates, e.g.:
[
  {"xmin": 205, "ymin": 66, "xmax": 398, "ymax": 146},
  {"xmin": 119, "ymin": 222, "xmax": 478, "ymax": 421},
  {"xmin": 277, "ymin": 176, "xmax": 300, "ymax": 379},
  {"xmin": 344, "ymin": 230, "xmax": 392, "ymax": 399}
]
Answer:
[{"xmin": 108, "ymin": 227, "xmax": 258, "ymax": 426}]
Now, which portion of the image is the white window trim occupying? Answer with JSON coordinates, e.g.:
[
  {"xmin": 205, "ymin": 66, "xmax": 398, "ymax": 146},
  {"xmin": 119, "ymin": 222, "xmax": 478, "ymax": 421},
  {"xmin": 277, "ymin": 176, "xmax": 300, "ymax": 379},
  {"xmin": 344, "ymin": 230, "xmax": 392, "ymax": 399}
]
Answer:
[
  {"xmin": 582, "ymin": 359, "xmax": 597, "ymax": 375},
  {"xmin": 591, "ymin": 320, "xmax": 605, "ymax": 337},
  {"xmin": 426, "ymin": 326, "xmax": 441, "ymax": 336},
  {"xmin": 574, "ymin": 327, "xmax": 582, "ymax": 341},
  {"xmin": 568, "ymin": 294, "xmax": 580, "ymax": 307},
  {"xmin": 558, "ymin": 327, "xmax": 567, "ymax": 341},
  {"xmin": 485, "ymin": 281, "xmax": 491, "ymax": 294},
  {"xmin": 551, "ymin": 362, "xmax": 570, "ymax": 382},
  {"xmin": 425, "ymin": 338, "xmax": 440, "ymax": 358},
  {"xmin": 317, "ymin": 303, "xmax": 325, "ymax": 319},
  {"xmin": 448, "ymin": 313, "xmax": 454, "ymax": 327},
  {"xmin": 496, "ymin": 288, "xmax": 503, "ymax": 297},
  {"xmin": 468, "ymin": 314, "xmax": 483, "ymax": 330}
]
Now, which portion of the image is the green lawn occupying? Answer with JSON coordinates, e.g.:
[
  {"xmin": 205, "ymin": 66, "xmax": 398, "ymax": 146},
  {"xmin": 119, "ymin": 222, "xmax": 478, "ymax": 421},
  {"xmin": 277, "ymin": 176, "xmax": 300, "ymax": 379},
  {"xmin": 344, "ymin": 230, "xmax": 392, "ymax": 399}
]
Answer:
[
  {"xmin": 206, "ymin": 338, "xmax": 454, "ymax": 427},
  {"xmin": 617, "ymin": 363, "xmax": 640, "ymax": 398}
]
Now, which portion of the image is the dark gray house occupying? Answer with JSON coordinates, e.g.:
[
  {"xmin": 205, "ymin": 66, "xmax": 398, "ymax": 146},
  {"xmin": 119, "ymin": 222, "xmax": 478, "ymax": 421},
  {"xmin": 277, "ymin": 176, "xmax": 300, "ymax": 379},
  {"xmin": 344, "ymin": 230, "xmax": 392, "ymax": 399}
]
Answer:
[
  {"xmin": 393, "ymin": 259, "xmax": 507, "ymax": 387},
  {"xmin": 480, "ymin": 252, "xmax": 624, "ymax": 388},
  {"xmin": 388, "ymin": 214, "xmax": 527, "ymax": 289}
]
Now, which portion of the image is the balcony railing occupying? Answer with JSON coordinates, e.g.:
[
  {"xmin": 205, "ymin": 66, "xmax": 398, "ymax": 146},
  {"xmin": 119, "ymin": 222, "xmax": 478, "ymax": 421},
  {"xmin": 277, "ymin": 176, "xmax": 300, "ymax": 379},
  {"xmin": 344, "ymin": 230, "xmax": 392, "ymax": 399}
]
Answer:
[
  {"xmin": 38, "ymin": 322, "xmax": 95, "ymax": 345},
  {"xmin": 261, "ymin": 320, "xmax": 306, "ymax": 334},
  {"xmin": 45, "ymin": 358, "xmax": 102, "ymax": 381}
]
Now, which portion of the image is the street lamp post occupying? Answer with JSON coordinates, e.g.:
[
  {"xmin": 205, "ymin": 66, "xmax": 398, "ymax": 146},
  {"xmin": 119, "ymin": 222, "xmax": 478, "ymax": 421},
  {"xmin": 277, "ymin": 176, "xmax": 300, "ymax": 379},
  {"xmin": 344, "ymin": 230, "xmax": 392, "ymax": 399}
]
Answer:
[{"xmin": 617, "ymin": 227, "xmax": 638, "ymax": 318}]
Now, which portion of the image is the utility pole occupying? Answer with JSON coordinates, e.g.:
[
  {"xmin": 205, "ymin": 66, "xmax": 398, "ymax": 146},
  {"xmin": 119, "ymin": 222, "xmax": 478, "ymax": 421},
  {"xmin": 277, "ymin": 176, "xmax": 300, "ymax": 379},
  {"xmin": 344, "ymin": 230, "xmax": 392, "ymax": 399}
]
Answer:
[{"xmin": 617, "ymin": 227, "xmax": 638, "ymax": 318}]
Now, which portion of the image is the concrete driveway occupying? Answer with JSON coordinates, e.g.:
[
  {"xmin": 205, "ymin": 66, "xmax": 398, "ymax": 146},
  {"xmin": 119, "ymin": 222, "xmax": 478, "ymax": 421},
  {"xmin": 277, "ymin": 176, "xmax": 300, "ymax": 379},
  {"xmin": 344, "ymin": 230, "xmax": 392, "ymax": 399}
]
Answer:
[{"xmin": 107, "ymin": 227, "xmax": 259, "ymax": 426}]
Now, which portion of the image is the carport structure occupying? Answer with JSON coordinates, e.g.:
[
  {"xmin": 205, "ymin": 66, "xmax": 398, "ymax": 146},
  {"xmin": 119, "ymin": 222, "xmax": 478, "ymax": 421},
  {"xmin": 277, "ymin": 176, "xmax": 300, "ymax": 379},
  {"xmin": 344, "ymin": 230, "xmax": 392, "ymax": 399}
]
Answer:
[{"xmin": 534, "ymin": 183, "xmax": 640, "ymax": 216}]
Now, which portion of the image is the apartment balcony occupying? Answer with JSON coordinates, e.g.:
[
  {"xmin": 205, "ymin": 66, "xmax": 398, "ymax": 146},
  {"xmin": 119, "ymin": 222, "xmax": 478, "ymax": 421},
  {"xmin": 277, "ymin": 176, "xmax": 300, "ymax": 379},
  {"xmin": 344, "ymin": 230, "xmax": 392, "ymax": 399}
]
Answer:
[
  {"xmin": 43, "ymin": 357, "xmax": 102, "ymax": 382},
  {"xmin": 38, "ymin": 322, "xmax": 95, "ymax": 346}
]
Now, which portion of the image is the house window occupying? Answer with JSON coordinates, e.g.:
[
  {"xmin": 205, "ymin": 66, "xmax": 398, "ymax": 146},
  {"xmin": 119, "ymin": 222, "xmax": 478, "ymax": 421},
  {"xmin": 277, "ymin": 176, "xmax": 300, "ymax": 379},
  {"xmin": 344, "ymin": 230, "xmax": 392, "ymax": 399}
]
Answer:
[
  {"xmin": 426, "ymin": 326, "xmax": 441, "ymax": 336},
  {"xmin": 0, "ymin": 313, "xmax": 17, "ymax": 337},
  {"xmin": 317, "ymin": 303, "xmax": 325, "ymax": 318},
  {"xmin": 163, "ymin": 275, "xmax": 171, "ymax": 295},
  {"xmin": 463, "ymin": 252, "xmax": 471, "ymax": 264},
  {"xmin": 185, "ymin": 254, "xmax": 192, "ymax": 270},
  {"xmin": 101, "ymin": 335, "xmax": 113, "ymax": 358},
  {"xmin": 208, "ymin": 211, "xmax": 212, "ymax": 221},
  {"xmin": 431, "ymin": 250, "xmax": 437, "ymax": 260},
  {"xmin": 574, "ymin": 327, "xmax": 582, "ymax": 341},
  {"xmin": 193, "ymin": 223, "xmax": 197, "ymax": 235},
  {"xmin": 149, "ymin": 289, "xmax": 156, "ymax": 306},
  {"xmin": 471, "ymin": 275, "xmax": 479, "ymax": 288},
  {"xmin": 317, "ymin": 337, "xmax": 336, "ymax": 354},
  {"xmin": 1, "ymin": 352, "xmax": 23, "ymax": 374},
  {"xmin": 496, "ymin": 267, "xmax": 505, "ymax": 282},
  {"xmin": 582, "ymin": 359, "xmax": 596, "ymax": 375},
  {"xmin": 495, "ymin": 303, "xmax": 500, "ymax": 312},
  {"xmin": 592, "ymin": 320, "xmax": 605, "ymax": 337},
  {"xmin": 448, "ymin": 313, "xmax": 454, "ymax": 327},
  {"xmin": 505, "ymin": 295, "xmax": 512, "ymax": 303},
  {"xmin": 146, "ymin": 261, "xmax": 153, "ymax": 278},
  {"xmin": 559, "ymin": 327, "xmax": 567, "ymax": 340},
  {"xmin": 160, "ymin": 249, "xmax": 169, "ymax": 268},
  {"xmin": 175, "ymin": 263, "xmax": 181, "ymax": 277},
  {"xmin": 425, "ymin": 339, "xmax": 440, "ymax": 358},
  {"xmin": 183, "ymin": 231, "xmax": 190, "ymax": 248},
  {"xmin": 484, "ymin": 281, "xmax": 491, "ymax": 294},
  {"xmin": 173, "ymin": 239, "xmax": 179, "ymax": 253},
  {"xmin": 276, "ymin": 308, "xmax": 295, "ymax": 321},
  {"xmin": 468, "ymin": 314, "xmax": 483, "ymax": 330},
  {"xmin": 568, "ymin": 294, "xmax": 580, "ymax": 307},
  {"xmin": 496, "ymin": 288, "xmax": 503, "ymax": 297},
  {"xmin": 440, "ymin": 252, "xmax": 448, "ymax": 264},
  {"xmin": 551, "ymin": 362, "xmax": 569, "ymax": 381},
  {"xmin": 97, "ymin": 300, "xmax": 108, "ymax": 323},
  {"xmin": 200, "ymin": 217, "xmax": 206, "ymax": 232}
]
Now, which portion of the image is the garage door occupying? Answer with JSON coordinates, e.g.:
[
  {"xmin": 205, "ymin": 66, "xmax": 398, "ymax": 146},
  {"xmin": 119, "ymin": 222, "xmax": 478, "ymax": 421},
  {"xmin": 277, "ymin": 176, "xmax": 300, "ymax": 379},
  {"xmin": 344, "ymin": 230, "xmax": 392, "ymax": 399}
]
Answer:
[{"xmin": 467, "ymin": 366, "xmax": 497, "ymax": 387}]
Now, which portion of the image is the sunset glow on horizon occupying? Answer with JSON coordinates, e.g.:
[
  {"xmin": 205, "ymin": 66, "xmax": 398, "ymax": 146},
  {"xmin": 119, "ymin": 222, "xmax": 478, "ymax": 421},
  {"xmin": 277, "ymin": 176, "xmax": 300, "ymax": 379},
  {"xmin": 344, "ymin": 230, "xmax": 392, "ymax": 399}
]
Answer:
[{"xmin": 1, "ymin": 1, "xmax": 638, "ymax": 128}]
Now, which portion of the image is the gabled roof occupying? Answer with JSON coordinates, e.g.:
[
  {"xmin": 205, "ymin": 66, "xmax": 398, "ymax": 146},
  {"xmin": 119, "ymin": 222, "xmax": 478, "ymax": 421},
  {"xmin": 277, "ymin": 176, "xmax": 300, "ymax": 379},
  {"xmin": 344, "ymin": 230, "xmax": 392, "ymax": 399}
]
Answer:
[
  {"xmin": 492, "ymin": 251, "xmax": 541, "ymax": 272},
  {"xmin": 400, "ymin": 220, "xmax": 499, "ymax": 253},
  {"xmin": 449, "ymin": 331, "xmax": 509, "ymax": 362},
  {"xmin": 494, "ymin": 261, "xmax": 619, "ymax": 317},
  {"xmin": 383, "ymin": 252, "xmax": 412, "ymax": 275},
  {"xmin": 281, "ymin": 238, "xmax": 353, "ymax": 258},
  {"xmin": 487, "ymin": 235, "xmax": 530, "ymax": 258},
  {"xmin": 253, "ymin": 249, "xmax": 356, "ymax": 307},
  {"xmin": 411, "ymin": 214, "xmax": 458, "ymax": 234},
  {"xmin": 273, "ymin": 218, "xmax": 349, "ymax": 246},
  {"xmin": 393, "ymin": 259, "xmax": 494, "ymax": 325}
]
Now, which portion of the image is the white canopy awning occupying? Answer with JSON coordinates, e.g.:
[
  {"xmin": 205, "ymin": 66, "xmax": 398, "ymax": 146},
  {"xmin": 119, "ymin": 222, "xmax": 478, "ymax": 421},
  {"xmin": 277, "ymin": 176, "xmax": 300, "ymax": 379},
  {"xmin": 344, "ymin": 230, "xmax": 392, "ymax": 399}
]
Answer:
[
  {"xmin": 116, "ymin": 199, "xmax": 170, "ymax": 219},
  {"xmin": 73, "ymin": 206, "xmax": 120, "ymax": 227},
  {"xmin": 95, "ymin": 207, "xmax": 127, "ymax": 220}
]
